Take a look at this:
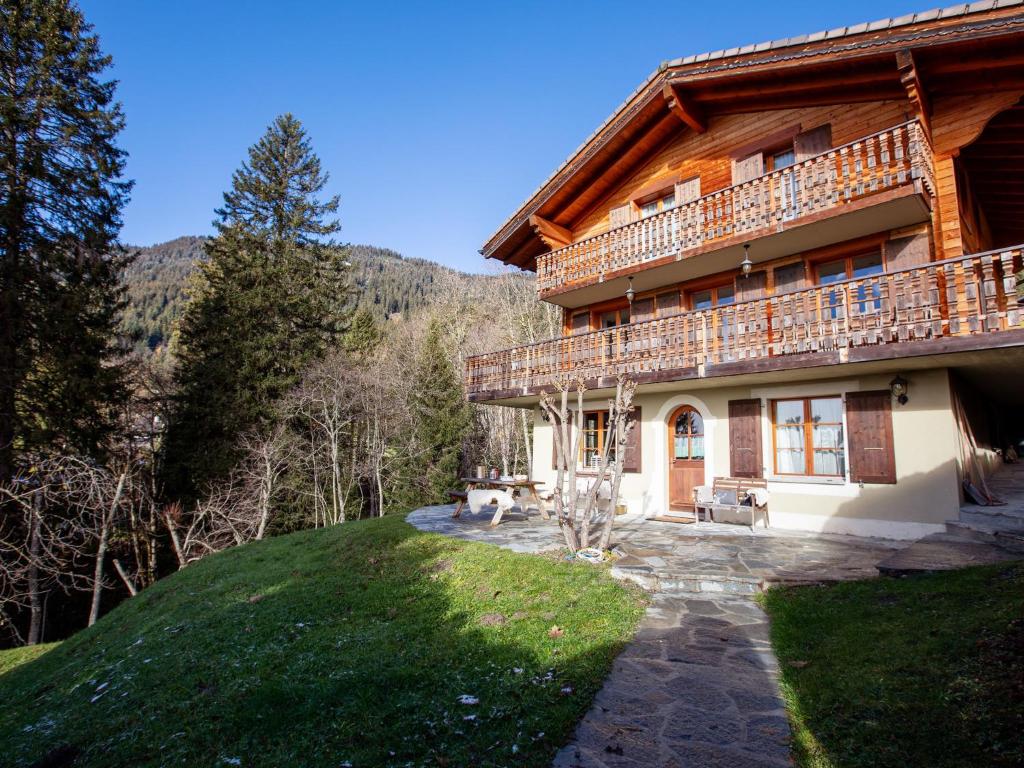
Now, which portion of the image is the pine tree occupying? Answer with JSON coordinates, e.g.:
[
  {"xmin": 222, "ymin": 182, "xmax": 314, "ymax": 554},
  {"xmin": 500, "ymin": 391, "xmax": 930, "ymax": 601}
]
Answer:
[
  {"xmin": 410, "ymin": 320, "xmax": 472, "ymax": 503},
  {"xmin": 163, "ymin": 114, "xmax": 349, "ymax": 498},
  {"xmin": 0, "ymin": 0, "xmax": 133, "ymax": 479}
]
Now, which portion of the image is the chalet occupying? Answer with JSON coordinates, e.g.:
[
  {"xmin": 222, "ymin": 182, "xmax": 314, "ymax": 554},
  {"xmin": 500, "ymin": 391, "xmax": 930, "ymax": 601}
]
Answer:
[{"xmin": 468, "ymin": 1, "xmax": 1024, "ymax": 539}]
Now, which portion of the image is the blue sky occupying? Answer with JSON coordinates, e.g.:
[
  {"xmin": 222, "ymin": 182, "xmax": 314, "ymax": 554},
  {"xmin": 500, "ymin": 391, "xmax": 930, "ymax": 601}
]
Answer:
[{"xmin": 81, "ymin": 0, "xmax": 926, "ymax": 273}]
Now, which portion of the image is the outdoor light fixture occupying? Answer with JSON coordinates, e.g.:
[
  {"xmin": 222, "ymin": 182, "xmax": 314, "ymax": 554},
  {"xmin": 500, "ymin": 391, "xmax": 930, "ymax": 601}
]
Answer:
[
  {"xmin": 740, "ymin": 243, "xmax": 753, "ymax": 276},
  {"xmin": 625, "ymin": 276, "xmax": 636, "ymax": 304},
  {"xmin": 890, "ymin": 375, "xmax": 909, "ymax": 405}
]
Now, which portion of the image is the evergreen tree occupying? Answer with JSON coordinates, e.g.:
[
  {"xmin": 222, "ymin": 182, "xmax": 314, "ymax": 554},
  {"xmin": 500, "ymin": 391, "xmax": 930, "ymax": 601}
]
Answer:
[
  {"xmin": 344, "ymin": 308, "xmax": 381, "ymax": 355},
  {"xmin": 0, "ymin": 0, "xmax": 133, "ymax": 479},
  {"xmin": 163, "ymin": 114, "xmax": 349, "ymax": 498},
  {"xmin": 410, "ymin": 320, "xmax": 472, "ymax": 503}
]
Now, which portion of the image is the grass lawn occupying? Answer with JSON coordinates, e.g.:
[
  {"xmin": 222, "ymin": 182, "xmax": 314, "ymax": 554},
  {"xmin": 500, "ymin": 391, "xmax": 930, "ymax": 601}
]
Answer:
[
  {"xmin": 761, "ymin": 561, "xmax": 1024, "ymax": 768},
  {"xmin": 0, "ymin": 514, "xmax": 646, "ymax": 768}
]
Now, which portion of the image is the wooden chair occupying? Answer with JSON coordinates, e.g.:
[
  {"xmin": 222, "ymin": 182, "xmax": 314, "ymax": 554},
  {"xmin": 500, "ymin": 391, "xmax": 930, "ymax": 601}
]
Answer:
[{"xmin": 694, "ymin": 477, "xmax": 770, "ymax": 529}]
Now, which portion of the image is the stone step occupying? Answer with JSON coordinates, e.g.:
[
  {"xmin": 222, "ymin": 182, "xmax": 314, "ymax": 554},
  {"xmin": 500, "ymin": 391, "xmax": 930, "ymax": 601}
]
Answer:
[
  {"xmin": 945, "ymin": 521, "xmax": 1024, "ymax": 554},
  {"xmin": 876, "ymin": 532, "xmax": 1019, "ymax": 576},
  {"xmin": 959, "ymin": 507, "xmax": 1024, "ymax": 533},
  {"xmin": 609, "ymin": 564, "xmax": 764, "ymax": 594}
]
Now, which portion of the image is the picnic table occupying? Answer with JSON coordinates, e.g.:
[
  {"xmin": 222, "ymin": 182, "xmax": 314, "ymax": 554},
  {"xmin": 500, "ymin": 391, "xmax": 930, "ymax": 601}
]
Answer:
[{"xmin": 457, "ymin": 477, "xmax": 551, "ymax": 526}]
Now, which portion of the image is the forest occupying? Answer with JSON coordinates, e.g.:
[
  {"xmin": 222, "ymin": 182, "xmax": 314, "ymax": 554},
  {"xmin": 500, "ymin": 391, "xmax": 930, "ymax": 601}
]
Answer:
[{"xmin": 0, "ymin": 0, "xmax": 555, "ymax": 647}]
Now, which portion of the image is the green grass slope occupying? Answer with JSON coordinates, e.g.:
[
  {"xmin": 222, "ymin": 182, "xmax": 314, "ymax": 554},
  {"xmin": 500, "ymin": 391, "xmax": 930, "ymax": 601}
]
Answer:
[
  {"xmin": 0, "ymin": 515, "xmax": 645, "ymax": 768},
  {"xmin": 762, "ymin": 562, "xmax": 1024, "ymax": 768}
]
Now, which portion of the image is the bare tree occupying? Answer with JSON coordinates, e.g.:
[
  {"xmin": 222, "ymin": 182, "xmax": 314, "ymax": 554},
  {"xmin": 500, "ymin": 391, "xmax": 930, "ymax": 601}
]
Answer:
[{"xmin": 539, "ymin": 376, "xmax": 636, "ymax": 554}]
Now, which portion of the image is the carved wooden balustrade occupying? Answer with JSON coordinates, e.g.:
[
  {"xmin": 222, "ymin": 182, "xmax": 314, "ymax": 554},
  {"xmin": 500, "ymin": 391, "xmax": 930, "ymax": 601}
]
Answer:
[
  {"xmin": 536, "ymin": 121, "xmax": 935, "ymax": 296},
  {"xmin": 466, "ymin": 247, "xmax": 1023, "ymax": 399}
]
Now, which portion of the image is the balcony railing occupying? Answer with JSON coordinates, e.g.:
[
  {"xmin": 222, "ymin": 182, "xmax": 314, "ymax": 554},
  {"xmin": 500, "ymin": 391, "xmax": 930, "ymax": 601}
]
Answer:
[
  {"xmin": 536, "ymin": 120, "xmax": 935, "ymax": 296},
  {"xmin": 466, "ymin": 247, "xmax": 1024, "ymax": 399}
]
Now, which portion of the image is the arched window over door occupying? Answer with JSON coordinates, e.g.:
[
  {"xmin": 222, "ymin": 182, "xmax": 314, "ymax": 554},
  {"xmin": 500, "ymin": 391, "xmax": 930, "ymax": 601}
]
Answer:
[{"xmin": 673, "ymin": 408, "xmax": 705, "ymax": 460}]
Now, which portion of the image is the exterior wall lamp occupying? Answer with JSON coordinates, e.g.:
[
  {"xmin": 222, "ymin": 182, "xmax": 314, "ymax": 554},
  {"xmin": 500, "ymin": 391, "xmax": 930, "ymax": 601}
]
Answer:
[
  {"xmin": 625, "ymin": 276, "xmax": 635, "ymax": 304},
  {"xmin": 740, "ymin": 243, "xmax": 753, "ymax": 276},
  {"xmin": 890, "ymin": 375, "xmax": 909, "ymax": 405}
]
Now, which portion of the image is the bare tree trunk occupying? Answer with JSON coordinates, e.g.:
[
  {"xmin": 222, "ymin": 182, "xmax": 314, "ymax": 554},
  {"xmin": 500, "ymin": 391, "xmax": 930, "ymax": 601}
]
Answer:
[
  {"xmin": 88, "ymin": 471, "xmax": 126, "ymax": 627},
  {"xmin": 521, "ymin": 409, "xmax": 532, "ymax": 476},
  {"xmin": 26, "ymin": 491, "xmax": 42, "ymax": 645},
  {"xmin": 112, "ymin": 558, "xmax": 137, "ymax": 596},
  {"xmin": 162, "ymin": 505, "xmax": 187, "ymax": 569}
]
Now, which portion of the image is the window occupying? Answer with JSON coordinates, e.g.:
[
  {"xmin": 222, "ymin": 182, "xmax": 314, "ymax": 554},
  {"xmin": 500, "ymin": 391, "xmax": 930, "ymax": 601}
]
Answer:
[
  {"xmin": 767, "ymin": 147, "xmax": 796, "ymax": 171},
  {"xmin": 772, "ymin": 397, "xmax": 845, "ymax": 477},
  {"xmin": 639, "ymin": 190, "xmax": 676, "ymax": 219},
  {"xmin": 673, "ymin": 409, "xmax": 705, "ymax": 460},
  {"xmin": 816, "ymin": 251, "xmax": 884, "ymax": 318},
  {"xmin": 690, "ymin": 284, "xmax": 736, "ymax": 310},
  {"xmin": 580, "ymin": 410, "xmax": 615, "ymax": 469},
  {"xmin": 599, "ymin": 307, "xmax": 630, "ymax": 329}
]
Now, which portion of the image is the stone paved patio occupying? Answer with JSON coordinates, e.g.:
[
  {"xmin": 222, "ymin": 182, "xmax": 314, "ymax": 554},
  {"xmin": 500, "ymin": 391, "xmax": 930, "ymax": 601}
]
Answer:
[{"xmin": 407, "ymin": 504, "xmax": 909, "ymax": 767}]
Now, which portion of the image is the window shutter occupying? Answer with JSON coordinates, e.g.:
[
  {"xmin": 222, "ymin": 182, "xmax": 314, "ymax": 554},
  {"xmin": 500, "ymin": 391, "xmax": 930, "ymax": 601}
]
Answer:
[
  {"xmin": 772, "ymin": 263, "xmax": 806, "ymax": 294},
  {"xmin": 736, "ymin": 270, "xmax": 767, "ymax": 302},
  {"xmin": 551, "ymin": 410, "xmax": 574, "ymax": 470},
  {"xmin": 731, "ymin": 152, "xmax": 763, "ymax": 184},
  {"xmin": 847, "ymin": 391, "xmax": 896, "ymax": 484},
  {"xmin": 631, "ymin": 298, "xmax": 654, "ymax": 324},
  {"xmin": 675, "ymin": 176, "xmax": 701, "ymax": 205},
  {"xmin": 728, "ymin": 399, "xmax": 763, "ymax": 478},
  {"xmin": 794, "ymin": 124, "xmax": 832, "ymax": 162},
  {"xmin": 609, "ymin": 204, "xmax": 633, "ymax": 229},
  {"xmin": 621, "ymin": 407, "xmax": 642, "ymax": 473},
  {"xmin": 656, "ymin": 291, "xmax": 681, "ymax": 317},
  {"xmin": 570, "ymin": 311, "xmax": 590, "ymax": 335}
]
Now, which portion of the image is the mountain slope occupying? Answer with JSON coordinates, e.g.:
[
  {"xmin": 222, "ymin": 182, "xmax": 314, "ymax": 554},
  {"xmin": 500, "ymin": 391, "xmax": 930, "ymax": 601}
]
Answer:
[
  {"xmin": 121, "ymin": 238, "xmax": 512, "ymax": 352},
  {"xmin": 0, "ymin": 515, "xmax": 643, "ymax": 767}
]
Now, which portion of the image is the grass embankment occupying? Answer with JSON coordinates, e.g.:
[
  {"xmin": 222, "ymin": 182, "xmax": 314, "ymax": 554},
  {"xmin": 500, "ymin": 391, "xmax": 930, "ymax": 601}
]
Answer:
[
  {"xmin": 0, "ymin": 514, "xmax": 645, "ymax": 767},
  {"xmin": 762, "ymin": 562, "xmax": 1024, "ymax": 768}
]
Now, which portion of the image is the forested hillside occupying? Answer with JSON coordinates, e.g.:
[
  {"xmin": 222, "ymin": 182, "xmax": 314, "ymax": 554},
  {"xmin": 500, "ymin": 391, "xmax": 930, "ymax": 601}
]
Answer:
[{"xmin": 122, "ymin": 238, "xmax": 513, "ymax": 352}]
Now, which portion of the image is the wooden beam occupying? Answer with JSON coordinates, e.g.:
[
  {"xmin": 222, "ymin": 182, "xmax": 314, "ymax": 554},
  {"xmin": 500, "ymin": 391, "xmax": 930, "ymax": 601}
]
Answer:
[
  {"xmin": 662, "ymin": 84, "xmax": 706, "ymax": 133},
  {"xmin": 712, "ymin": 86, "xmax": 906, "ymax": 113},
  {"xmin": 896, "ymin": 49, "xmax": 931, "ymax": 142},
  {"xmin": 528, "ymin": 214, "xmax": 573, "ymax": 250}
]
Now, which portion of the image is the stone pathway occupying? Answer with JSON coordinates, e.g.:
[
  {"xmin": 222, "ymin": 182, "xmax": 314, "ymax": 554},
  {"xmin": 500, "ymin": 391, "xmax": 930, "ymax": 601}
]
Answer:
[
  {"xmin": 406, "ymin": 505, "xmax": 907, "ymax": 768},
  {"xmin": 552, "ymin": 593, "xmax": 791, "ymax": 768}
]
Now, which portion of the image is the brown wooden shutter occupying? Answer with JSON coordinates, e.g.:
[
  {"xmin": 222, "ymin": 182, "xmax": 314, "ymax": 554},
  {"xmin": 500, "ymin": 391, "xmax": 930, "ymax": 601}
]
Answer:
[
  {"xmin": 570, "ymin": 311, "xmax": 590, "ymax": 335},
  {"xmin": 794, "ymin": 124, "xmax": 832, "ymax": 162},
  {"xmin": 675, "ymin": 176, "xmax": 701, "ymax": 205},
  {"xmin": 847, "ymin": 391, "xmax": 896, "ymax": 484},
  {"xmin": 728, "ymin": 399, "xmax": 763, "ymax": 478},
  {"xmin": 551, "ymin": 410, "xmax": 574, "ymax": 470},
  {"xmin": 736, "ymin": 270, "xmax": 767, "ymax": 302},
  {"xmin": 732, "ymin": 152, "xmax": 763, "ymax": 184},
  {"xmin": 884, "ymin": 233, "xmax": 929, "ymax": 271},
  {"xmin": 609, "ymin": 204, "xmax": 633, "ymax": 229},
  {"xmin": 631, "ymin": 298, "xmax": 654, "ymax": 324},
  {"xmin": 772, "ymin": 263, "xmax": 807, "ymax": 294},
  {"xmin": 656, "ymin": 291, "xmax": 681, "ymax": 317},
  {"xmin": 621, "ymin": 407, "xmax": 641, "ymax": 473}
]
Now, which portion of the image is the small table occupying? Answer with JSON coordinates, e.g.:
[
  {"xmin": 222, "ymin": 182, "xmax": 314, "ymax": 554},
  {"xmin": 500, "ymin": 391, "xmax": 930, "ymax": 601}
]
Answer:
[{"xmin": 457, "ymin": 477, "xmax": 551, "ymax": 527}]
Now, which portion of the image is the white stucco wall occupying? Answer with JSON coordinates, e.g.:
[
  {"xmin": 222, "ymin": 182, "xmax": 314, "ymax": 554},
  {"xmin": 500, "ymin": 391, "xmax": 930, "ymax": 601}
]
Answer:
[{"xmin": 530, "ymin": 367, "xmax": 959, "ymax": 539}]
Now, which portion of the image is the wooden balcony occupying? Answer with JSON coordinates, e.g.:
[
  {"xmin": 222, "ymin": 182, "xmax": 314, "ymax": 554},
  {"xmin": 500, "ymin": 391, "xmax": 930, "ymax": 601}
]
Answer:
[
  {"xmin": 467, "ymin": 247, "xmax": 1024, "ymax": 402},
  {"xmin": 537, "ymin": 121, "xmax": 935, "ymax": 301}
]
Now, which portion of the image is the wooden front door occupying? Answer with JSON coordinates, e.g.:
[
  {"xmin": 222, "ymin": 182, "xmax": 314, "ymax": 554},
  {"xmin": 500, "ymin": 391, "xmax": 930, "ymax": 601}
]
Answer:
[{"xmin": 668, "ymin": 406, "xmax": 705, "ymax": 511}]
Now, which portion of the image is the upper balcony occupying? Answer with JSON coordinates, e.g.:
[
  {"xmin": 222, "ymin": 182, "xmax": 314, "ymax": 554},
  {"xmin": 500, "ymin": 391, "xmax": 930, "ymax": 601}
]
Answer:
[
  {"xmin": 466, "ymin": 246, "xmax": 1024, "ymax": 403},
  {"xmin": 537, "ymin": 121, "xmax": 935, "ymax": 305}
]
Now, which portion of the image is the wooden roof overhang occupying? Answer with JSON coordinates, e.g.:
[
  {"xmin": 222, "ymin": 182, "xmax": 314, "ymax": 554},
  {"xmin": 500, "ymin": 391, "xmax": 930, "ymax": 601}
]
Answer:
[{"xmin": 483, "ymin": 2, "xmax": 1024, "ymax": 272}]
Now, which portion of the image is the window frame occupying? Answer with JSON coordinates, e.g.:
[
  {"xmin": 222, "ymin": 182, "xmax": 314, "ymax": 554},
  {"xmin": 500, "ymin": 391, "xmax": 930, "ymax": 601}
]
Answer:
[
  {"xmin": 770, "ymin": 396, "xmax": 846, "ymax": 479},
  {"xmin": 688, "ymin": 281, "xmax": 736, "ymax": 311},
  {"xmin": 579, "ymin": 409, "xmax": 614, "ymax": 471},
  {"xmin": 635, "ymin": 186, "xmax": 677, "ymax": 219}
]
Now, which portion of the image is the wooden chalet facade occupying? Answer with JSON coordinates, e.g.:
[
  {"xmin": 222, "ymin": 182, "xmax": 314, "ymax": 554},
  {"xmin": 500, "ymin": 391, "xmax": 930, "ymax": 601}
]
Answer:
[{"xmin": 468, "ymin": 2, "xmax": 1024, "ymax": 538}]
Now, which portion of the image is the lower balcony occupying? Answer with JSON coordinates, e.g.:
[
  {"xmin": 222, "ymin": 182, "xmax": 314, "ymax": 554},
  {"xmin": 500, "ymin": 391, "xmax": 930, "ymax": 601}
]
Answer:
[{"xmin": 466, "ymin": 247, "xmax": 1024, "ymax": 402}]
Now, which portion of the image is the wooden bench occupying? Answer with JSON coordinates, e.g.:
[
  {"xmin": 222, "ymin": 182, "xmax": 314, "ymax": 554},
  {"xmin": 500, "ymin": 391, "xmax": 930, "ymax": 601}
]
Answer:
[
  {"xmin": 694, "ymin": 477, "xmax": 769, "ymax": 528},
  {"xmin": 448, "ymin": 490, "xmax": 468, "ymax": 518}
]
